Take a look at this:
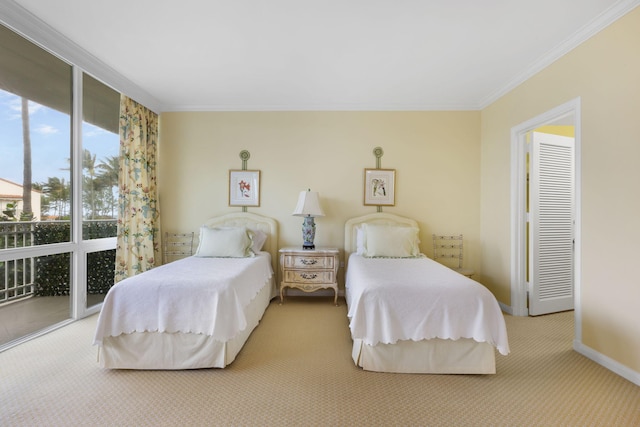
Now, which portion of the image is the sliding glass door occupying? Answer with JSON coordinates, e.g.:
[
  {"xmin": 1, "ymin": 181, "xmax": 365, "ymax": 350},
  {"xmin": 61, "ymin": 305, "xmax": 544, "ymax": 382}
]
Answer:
[{"xmin": 0, "ymin": 24, "xmax": 119, "ymax": 349}]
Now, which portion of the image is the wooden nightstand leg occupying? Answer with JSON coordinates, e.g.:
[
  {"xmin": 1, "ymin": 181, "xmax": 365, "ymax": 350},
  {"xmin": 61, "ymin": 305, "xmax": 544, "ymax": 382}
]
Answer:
[
  {"xmin": 279, "ymin": 285, "xmax": 285, "ymax": 304},
  {"xmin": 333, "ymin": 287, "xmax": 338, "ymax": 306}
]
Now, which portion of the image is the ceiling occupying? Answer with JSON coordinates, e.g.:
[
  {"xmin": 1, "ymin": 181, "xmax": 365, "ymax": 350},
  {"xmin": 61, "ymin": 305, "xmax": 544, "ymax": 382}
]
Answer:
[{"xmin": 7, "ymin": 0, "xmax": 639, "ymax": 112}]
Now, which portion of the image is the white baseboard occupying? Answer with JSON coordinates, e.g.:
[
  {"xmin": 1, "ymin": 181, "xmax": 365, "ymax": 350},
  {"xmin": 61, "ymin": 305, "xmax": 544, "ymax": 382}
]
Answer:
[
  {"xmin": 496, "ymin": 303, "xmax": 639, "ymax": 386},
  {"xmin": 574, "ymin": 340, "xmax": 640, "ymax": 387},
  {"xmin": 499, "ymin": 301, "xmax": 513, "ymax": 315}
]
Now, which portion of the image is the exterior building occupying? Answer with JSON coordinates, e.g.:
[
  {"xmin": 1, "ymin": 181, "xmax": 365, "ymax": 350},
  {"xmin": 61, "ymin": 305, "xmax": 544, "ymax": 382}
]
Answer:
[{"xmin": 0, "ymin": 178, "xmax": 42, "ymax": 221}]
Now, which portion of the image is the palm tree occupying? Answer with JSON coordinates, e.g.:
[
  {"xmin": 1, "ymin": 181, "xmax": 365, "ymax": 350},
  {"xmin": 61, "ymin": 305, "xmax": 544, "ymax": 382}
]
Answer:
[
  {"xmin": 96, "ymin": 155, "xmax": 119, "ymax": 218},
  {"xmin": 63, "ymin": 150, "xmax": 113, "ymax": 219},
  {"xmin": 32, "ymin": 183, "xmax": 50, "ymax": 219},
  {"xmin": 44, "ymin": 177, "xmax": 70, "ymax": 218},
  {"xmin": 82, "ymin": 149, "xmax": 98, "ymax": 219},
  {"xmin": 21, "ymin": 97, "xmax": 33, "ymax": 221}
]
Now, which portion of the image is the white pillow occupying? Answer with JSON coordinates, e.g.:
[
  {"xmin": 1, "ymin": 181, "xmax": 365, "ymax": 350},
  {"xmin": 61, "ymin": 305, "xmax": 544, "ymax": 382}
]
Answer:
[
  {"xmin": 355, "ymin": 226, "xmax": 365, "ymax": 255},
  {"xmin": 361, "ymin": 224, "xmax": 420, "ymax": 258},
  {"xmin": 248, "ymin": 229, "xmax": 268, "ymax": 253},
  {"xmin": 194, "ymin": 226, "xmax": 253, "ymax": 258}
]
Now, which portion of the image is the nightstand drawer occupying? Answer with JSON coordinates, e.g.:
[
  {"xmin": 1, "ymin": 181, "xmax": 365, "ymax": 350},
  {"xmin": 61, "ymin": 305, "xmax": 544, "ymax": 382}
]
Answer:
[
  {"xmin": 283, "ymin": 255, "xmax": 335, "ymax": 269},
  {"xmin": 284, "ymin": 270, "xmax": 335, "ymax": 284}
]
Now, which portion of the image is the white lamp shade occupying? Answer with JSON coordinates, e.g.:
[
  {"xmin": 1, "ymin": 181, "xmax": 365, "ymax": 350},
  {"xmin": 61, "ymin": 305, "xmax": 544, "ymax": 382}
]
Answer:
[{"xmin": 292, "ymin": 190, "xmax": 325, "ymax": 217}]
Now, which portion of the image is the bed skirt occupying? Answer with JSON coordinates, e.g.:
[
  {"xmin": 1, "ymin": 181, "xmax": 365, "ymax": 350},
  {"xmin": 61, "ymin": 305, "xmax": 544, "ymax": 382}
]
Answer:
[
  {"xmin": 98, "ymin": 279, "xmax": 274, "ymax": 370},
  {"xmin": 351, "ymin": 337, "xmax": 496, "ymax": 374}
]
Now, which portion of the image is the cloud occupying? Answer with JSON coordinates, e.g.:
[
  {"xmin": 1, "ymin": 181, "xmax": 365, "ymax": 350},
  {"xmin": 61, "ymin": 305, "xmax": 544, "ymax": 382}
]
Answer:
[
  {"xmin": 35, "ymin": 124, "xmax": 59, "ymax": 135},
  {"xmin": 83, "ymin": 122, "xmax": 110, "ymax": 138},
  {"xmin": 4, "ymin": 94, "xmax": 44, "ymax": 119}
]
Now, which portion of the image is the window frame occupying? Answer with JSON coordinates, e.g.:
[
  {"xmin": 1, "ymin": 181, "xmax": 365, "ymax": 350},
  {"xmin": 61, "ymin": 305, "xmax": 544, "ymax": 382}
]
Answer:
[{"xmin": 0, "ymin": 20, "xmax": 120, "ymax": 343}]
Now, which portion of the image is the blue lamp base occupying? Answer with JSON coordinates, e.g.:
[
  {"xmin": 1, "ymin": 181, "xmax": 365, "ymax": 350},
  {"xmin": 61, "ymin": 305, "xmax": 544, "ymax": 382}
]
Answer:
[{"xmin": 301, "ymin": 216, "xmax": 316, "ymax": 250}]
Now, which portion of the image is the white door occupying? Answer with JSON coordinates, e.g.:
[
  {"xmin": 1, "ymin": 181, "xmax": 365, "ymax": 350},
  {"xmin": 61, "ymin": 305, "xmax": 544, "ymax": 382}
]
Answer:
[{"xmin": 528, "ymin": 132, "xmax": 575, "ymax": 316}]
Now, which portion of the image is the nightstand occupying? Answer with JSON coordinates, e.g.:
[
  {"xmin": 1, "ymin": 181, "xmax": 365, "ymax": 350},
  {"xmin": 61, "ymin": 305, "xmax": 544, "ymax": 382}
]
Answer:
[{"xmin": 279, "ymin": 247, "xmax": 339, "ymax": 306}]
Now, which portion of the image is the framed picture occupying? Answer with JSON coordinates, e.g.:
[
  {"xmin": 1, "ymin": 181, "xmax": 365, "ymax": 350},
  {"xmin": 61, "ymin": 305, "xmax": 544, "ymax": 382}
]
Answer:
[
  {"xmin": 364, "ymin": 168, "xmax": 396, "ymax": 206},
  {"xmin": 229, "ymin": 170, "xmax": 260, "ymax": 207}
]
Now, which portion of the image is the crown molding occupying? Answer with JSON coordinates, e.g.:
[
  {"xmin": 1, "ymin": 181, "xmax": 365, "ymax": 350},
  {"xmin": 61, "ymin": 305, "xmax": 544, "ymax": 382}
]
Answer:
[
  {"xmin": 161, "ymin": 102, "xmax": 480, "ymax": 113},
  {"xmin": 0, "ymin": 0, "xmax": 162, "ymax": 113},
  {"xmin": 479, "ymin": 0, "xmax": 640, "ymax": 109}
]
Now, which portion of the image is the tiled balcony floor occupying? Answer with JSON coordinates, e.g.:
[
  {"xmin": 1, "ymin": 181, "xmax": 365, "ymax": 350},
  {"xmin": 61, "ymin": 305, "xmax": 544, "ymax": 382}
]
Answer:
[{"xmin": 0, "ymin": 294, "xmax": 104, "ymax": 348}]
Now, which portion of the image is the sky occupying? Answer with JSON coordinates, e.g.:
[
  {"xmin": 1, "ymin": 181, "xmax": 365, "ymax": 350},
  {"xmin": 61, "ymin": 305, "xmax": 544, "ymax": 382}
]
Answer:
[{"xmin": 0, "ymin": 89, "xmax": 118, "ymax": 186}]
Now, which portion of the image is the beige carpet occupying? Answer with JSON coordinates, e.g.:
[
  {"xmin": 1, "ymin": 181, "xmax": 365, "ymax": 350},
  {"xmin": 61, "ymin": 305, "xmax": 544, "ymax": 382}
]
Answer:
[{"xmin": 1, "ymin": 297, "xmax": 638, "ymax": 426}]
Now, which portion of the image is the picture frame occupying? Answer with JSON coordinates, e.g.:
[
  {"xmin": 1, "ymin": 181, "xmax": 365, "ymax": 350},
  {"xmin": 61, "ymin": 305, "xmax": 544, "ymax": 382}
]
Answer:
[
  {"xmin": 364, "ymin": 168, "xmax": 396, "ymax": 206},
  {"xmin": 229, "ymin": 170, "xmax": 260, "ymax": 207}
]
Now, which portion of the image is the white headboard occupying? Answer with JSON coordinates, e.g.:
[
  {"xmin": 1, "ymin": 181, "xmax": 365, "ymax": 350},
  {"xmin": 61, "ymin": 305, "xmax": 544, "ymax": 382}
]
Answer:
[
  {"xmin": 344, "ymin": 213, "xmax": 418, "ymax": 269},
  {"xmin": 202, "ymin": 212, "xmax": 279, "ymax": 273}
]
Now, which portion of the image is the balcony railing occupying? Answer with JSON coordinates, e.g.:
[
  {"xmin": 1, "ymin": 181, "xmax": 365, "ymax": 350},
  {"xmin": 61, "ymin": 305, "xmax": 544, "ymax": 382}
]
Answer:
[
  {"xmin": 1, "ymin": 221, "xmax": 36, "ymax": 304},
  {"xmin": 0, "ymin": 220, "xmax": 116, "ymax": 305}
]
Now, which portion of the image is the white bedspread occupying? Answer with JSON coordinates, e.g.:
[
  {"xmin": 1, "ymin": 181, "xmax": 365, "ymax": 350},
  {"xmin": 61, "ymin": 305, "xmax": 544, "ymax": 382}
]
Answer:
[
  {"xmin": 346, "ymin": 254, "xmax": 510, "ymax": 355},
  {"xmin": 93, "ymin": 253, "xmax": 273, "ymax": 345}
]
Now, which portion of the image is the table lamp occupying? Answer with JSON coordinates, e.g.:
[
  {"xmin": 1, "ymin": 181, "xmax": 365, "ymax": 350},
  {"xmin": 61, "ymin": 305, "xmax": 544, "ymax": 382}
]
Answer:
[{"xmin": 292, "ymin": 189, "xmax": 325, "ymax": 250}]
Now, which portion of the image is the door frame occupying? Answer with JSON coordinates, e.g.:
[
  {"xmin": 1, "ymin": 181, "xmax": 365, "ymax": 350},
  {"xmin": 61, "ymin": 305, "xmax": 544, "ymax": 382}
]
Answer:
[{"xmin": 509, "ymin": 98, "xmax": 581, "ymax": 329}]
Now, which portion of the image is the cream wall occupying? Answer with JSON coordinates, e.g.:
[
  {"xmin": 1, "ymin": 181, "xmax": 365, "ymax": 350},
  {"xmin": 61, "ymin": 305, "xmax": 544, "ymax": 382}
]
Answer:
[
  {"xmin": 159, "ymin": 6, "xmax": 640, "ymax": 381},
  {"xmin": 159, "ymin": 111, "xmax": 481, "ymax": 288},
  {"xmin": 481, "ymin": 7, "xmax": 640, "ymax": 374}
]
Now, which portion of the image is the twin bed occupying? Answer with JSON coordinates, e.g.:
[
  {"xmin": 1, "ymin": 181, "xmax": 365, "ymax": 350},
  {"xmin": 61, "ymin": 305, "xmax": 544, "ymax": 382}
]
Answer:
[
  {"xmin": 94, "ymin": 211, "xmax": 508, "ymax": 374},
  {"xmin": 93, "ymin": 212, "xmax": 278, "ymax": 370},
  {"xmin": 344, "ymin": 213, "xmax": 509, "ymax": 374}
]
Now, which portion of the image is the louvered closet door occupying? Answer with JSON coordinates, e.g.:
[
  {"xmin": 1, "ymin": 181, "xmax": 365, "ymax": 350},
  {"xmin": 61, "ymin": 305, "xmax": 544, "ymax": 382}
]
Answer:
[{"xmin": 529, "ymin": 132, "xmax": 575, "ymax": 316}]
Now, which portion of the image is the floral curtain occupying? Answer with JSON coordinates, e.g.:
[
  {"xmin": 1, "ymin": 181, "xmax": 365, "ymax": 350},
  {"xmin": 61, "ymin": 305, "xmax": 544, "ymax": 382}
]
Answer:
[{"xmin": 114, "ymin": 95, "xmax": 160, "ymax": 282}]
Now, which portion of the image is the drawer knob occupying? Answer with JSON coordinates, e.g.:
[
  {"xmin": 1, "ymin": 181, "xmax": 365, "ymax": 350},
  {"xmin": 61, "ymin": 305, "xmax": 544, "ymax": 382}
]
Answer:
[
  {"xmin": 301, "ymin": 273, "xmax": 318, "ymax": 279},
  {"xmin": 300, "ymin": 259, "xmax": 318, "ymax": 265}
]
